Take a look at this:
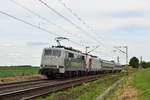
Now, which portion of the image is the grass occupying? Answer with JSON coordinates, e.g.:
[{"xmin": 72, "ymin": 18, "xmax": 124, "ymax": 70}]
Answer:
[
  {"xmin": 37, "ymin": 75, "xmax": 122, "ymax": 100},
  {"xmin": 105, "ymin": 77, "xmax": 128, "ymax": 100},
  {"xmin": 133, "ymin": 68, "xmax": 150, "ymax": 100},
  {"xmin": 105, "ymin": 68, "xmax": 150, "ymax": 100},
  {"xmin": 0, "ymin": 67, "xmax": 39, "ymax": 78}
]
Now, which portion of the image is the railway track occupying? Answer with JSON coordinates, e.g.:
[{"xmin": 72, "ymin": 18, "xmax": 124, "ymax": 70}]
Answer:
[
  {"xmin": 0, "ymin": 73, "xmax": 124, "ymax": 100},
  {"xmin": 0, "ymin": 79, "xmax": 57, "ymax": 94}
]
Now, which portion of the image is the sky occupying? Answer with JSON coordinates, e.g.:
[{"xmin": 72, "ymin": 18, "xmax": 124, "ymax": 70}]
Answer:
[{"xmin": 0, "ymin": 0, "xmax": 150, "ymax": 66}]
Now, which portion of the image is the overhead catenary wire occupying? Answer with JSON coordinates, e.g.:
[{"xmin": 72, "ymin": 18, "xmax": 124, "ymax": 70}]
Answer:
[
  {"xmin": 57, "ymin": 0, "xmax": 120, "ymax": 58},
  {"xmin": 57, "ymin": 0, "xmax": 121, "ymax": 50},
  {"xmin": 40, "ymin": 0, "xmax": 120, "ymax": 56},
  {"xmin": 59, "ymin": 0, "xmax": 126, "ymax": 54},
  {"xmin": 2, "ymin": 1, "xmax": 121, "ymax": 60},
  {"xmin": 9, "ymin": 0, "xmax": 88, "ymax": 47},
  {"xmin": 0, "ymin": 11, "xmax": 85, "ymax": 47},
  {"xmin": 0, "ymin": 11, "xmax": 59, "ymax": 37},
  {"xmin": 0, "ymin": 2, "xmax": 122, "ymax": 62},
  {"xmin": 9, "ymin": 0, "xmax": 70, "ymax": 35},
  {"xmin": 57, "ymin": 0, "xmax": 98, "ymax": 36},
  {"xmin": 38, "ymin": 0, "xmax": 104, "ymax": 45}
]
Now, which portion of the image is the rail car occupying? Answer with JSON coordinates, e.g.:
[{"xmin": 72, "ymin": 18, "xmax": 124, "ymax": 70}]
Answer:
[{"xmin": 39, "ymin": 46, "xmax": 123, "ymax": 79}]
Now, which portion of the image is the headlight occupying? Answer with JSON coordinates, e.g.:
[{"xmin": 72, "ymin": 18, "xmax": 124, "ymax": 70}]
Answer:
[{"xmin": 40, "ymin": 65, "xmax": 45, "ymax": 67}]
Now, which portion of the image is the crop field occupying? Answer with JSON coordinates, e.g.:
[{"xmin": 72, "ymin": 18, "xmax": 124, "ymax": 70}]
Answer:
[
  {"xmin": 0, "ymin": 67, "xmax": 39, "ymax": 78},
  {"xmin": 133, "ymin": 68, "xmax": 150, "ymax": 100}
]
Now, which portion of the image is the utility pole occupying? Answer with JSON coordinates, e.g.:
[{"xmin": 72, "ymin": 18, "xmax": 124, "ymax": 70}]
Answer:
[
  {"xmin": 117, "ymin": 56, "xmax": 120, "ymax": 63},
  {"xmin": 140, "ymin": 56, "xmax": 143, "ymax": 63},
  {"xmin": 114, "ymin": 46, "xmax": 129, "ymax": 75},
  {"xmin": 85, "ymin": 46, "xmax": 90, "ymax": 71},
  {"xmin": 85, "ymin": 46, "xmax": 90, "ymax": 54},
  {"xmin": 124, "ymin": 46, "xmax": 128, "ymax": 65},
  {"xmin": 140, "ymin": 56, "xmax": 143, "ymax": 69},
  {"xmin": 114, "ymin": 46, "xmax": 128, "ymax": 65}
]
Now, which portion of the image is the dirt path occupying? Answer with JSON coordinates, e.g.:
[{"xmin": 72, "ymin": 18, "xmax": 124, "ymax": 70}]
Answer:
[{"xmin": 119, "ymin": 76, "xmax": 138, "ymax": 100}]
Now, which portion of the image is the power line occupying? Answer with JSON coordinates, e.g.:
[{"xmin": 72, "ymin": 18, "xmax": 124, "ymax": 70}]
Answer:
[
  {"xmin": 9, "ymin": 0, "xmax": 88, "ymax": 47},
  {"xmin": 0, "ymin": 9, "xmax": 115, "ymax": 59},
  {"xmin": 0, "ymin": 11, "xmax": 59, "ymax": 37},
  {"xmin": 0, "ymin": 11, "xmax": 117, "ymax": 61},
  {"xmin": 58, "ymin": 0, "xmax": 124, "ymax": 52},
  {"xmin": 9, "ymin": 0, "xmax": 94, "ymax": 47},
  {"xmin": 39, "ymin": 0, "xmax": 118, "ymax": 56},
  {"xmin": 58, "ymin": 0, "xmax": 120, "ymax": 54},
  {"xmin": 2, "ymin": 1, "xmax": 120, "ymax": 59},
  {"xmin": 57, "ymin": 0, "xmax": 108, "ymax": 44},
  {"xmin": 41, "ymin": 0, "xmax": 125, "ymax": 60},
  {"xmin": 57, "ymin": 0, "xmax": 97, "ymax": 35},
  {"xmin": 38, "ymin": 0, "xmax": 104, "ymax": 45},
  {"xmin": 9, "ymin": 0, "xmax": 69, "ymax": 35},
  {"xmin": 0, "ymin": 11, "xmax": 85, "ymax": 47}
]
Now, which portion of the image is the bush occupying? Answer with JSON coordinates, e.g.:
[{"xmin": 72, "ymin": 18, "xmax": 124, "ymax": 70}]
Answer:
[
  {"xmin": 141, "ymin": 61, "xmax": 150, "ymax": 68},
  {"xmin": 129, "ymin": 57, "xmax": 139, "ymax": 68}
]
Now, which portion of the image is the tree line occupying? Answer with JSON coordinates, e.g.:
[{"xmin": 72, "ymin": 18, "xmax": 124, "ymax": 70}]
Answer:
[{"xmin": 129, "ymin": 57, "xmax": 150, "ymax": 68}]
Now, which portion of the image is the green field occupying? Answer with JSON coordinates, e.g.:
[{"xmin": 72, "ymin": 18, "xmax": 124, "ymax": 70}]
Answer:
[
  {"xmin": 133, "ymin": 69, "xmax": 150, "ymax": 100},
  {"xmin": 0, "ymin": 67, "xmax": 39, "ymax": 78}
]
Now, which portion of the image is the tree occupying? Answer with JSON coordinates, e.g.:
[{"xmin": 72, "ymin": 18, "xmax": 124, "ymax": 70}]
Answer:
[{"xmin": 129, "ymin": 57, "xmax": 139, "ymax": 68}]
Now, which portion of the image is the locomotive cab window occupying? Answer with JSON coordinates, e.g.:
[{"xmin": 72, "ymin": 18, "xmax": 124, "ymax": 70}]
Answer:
[
  {"xmin": 44, "ymin": 49, "xmax": 61, "ymax": 57},
  {"xmin": 68, "ymin": 53, "xmax": 74, "ymax": 58},
  {"xmin": 44, "ymin": 49, "xmax": 52, "ymax": 56}
]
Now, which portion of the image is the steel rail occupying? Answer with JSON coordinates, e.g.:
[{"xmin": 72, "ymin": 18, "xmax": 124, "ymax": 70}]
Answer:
[
  {"xmin": 0, "ymin": 79, "xmax": 46, "ymax": 88},
  {"xmin": 0, "ymin": 80, "xmax": 57, "ymax": 94}
]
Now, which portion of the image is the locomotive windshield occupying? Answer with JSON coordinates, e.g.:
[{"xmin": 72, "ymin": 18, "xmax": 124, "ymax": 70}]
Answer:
[{"xmin": 44, "ymin": 49, "xmax": 61, "ymax": 57}]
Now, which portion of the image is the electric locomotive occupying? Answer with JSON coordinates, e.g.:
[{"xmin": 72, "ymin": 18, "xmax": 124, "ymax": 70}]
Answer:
[{"xmin": 39, "ymin": 45, "xmax": 123, "ymax": 79}]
